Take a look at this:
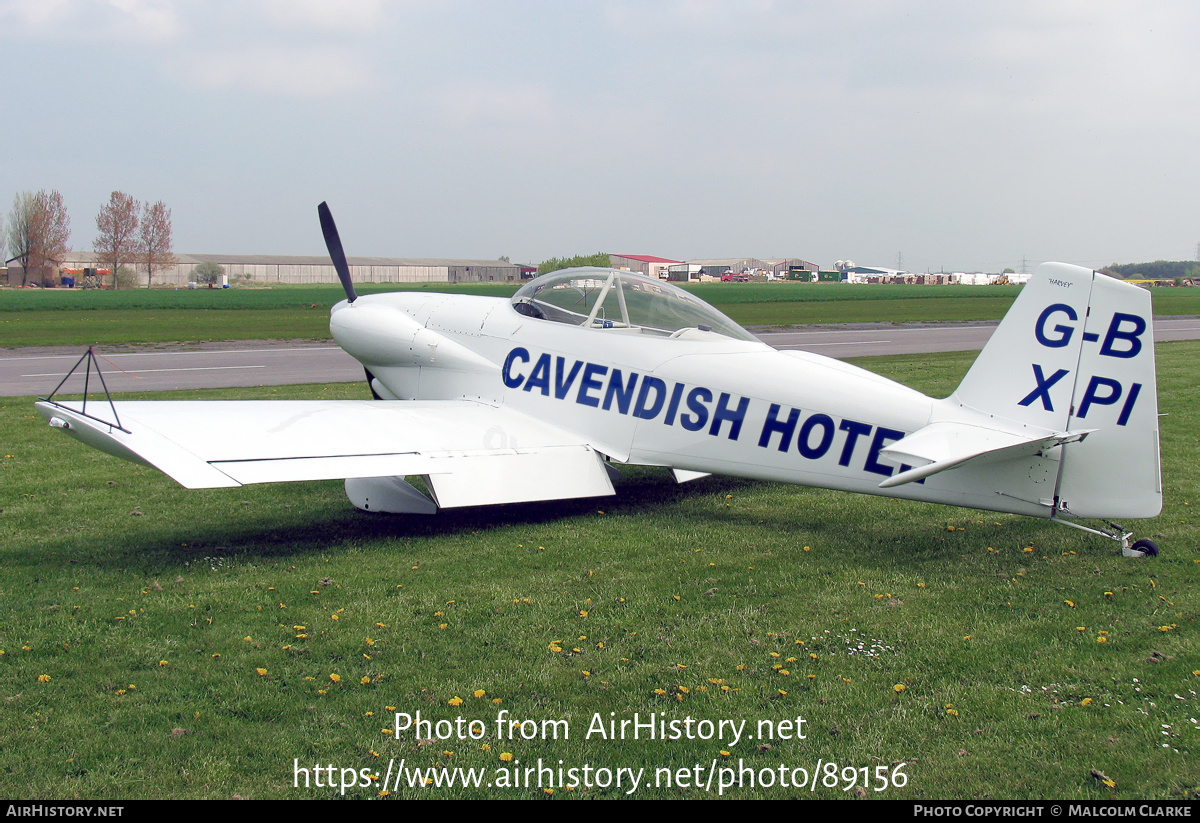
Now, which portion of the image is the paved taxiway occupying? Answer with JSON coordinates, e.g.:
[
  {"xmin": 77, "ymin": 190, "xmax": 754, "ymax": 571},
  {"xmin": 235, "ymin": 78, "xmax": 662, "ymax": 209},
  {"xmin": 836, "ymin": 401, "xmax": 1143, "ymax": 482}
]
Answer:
[{"xmin": 3, "ymin": 318, "xmax": 1198, "ymax": 397}]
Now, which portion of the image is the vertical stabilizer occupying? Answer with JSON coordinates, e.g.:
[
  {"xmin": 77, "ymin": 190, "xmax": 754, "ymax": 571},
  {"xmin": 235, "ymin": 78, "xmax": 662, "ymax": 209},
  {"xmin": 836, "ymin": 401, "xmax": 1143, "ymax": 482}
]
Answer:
[
  {"xmin": 952, "ymin": 262, "xmax": 1094, "ymax": 431},
  {"xmin": 950, "ymin": 262, "xmax": 1160, "ymax": 519}
]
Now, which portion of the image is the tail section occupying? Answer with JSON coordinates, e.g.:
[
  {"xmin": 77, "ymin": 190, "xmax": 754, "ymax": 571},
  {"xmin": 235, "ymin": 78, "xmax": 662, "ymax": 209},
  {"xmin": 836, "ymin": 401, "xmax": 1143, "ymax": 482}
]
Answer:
[{"xmin": 949, "ymin": 262, "xmax": 1160, "ymax": 519}]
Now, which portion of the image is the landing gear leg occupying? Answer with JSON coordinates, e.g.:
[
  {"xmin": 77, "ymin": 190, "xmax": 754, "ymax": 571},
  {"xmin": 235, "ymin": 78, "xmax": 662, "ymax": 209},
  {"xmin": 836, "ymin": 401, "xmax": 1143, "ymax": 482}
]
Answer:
[{"xmin": 1048, "ymin": 517, "xmax": 1159, "ymax": 557}]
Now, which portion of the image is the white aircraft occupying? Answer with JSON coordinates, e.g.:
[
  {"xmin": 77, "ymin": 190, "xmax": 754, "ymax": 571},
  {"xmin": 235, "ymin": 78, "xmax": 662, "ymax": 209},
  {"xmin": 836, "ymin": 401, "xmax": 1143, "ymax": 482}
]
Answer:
[{"xmin": 36, "ymin": 204, "xmax": 1162, "ymax": 556}]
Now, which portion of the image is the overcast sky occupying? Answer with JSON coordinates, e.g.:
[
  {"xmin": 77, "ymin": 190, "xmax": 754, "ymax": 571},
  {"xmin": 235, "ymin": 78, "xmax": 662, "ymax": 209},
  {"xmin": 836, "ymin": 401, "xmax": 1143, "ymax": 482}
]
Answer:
[{"xmin": 2, "ymin": 0, "xmax": 1197, "ymax": 272}]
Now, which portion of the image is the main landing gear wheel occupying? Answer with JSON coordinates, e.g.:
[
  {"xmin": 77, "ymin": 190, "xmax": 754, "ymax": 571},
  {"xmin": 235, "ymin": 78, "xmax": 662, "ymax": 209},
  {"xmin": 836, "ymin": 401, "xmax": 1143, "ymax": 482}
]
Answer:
[{"xmin": 1123, "ymin": 538, "xmax": 1159, "ymax": 558}]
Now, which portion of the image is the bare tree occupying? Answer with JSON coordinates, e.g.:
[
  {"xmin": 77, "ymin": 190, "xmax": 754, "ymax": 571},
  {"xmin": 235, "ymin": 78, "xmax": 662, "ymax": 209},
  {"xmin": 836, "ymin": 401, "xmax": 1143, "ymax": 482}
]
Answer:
[
  {"xmin": 94, "ymin": 191, "xmax": 140, "ymax": 288},
  {"xmin": 7, "ymin": 190, "xmax": 71, "ymax": 286},
  {"xmin": 139, "ymin": 200, "xmax": 176, "ymax": 288}
]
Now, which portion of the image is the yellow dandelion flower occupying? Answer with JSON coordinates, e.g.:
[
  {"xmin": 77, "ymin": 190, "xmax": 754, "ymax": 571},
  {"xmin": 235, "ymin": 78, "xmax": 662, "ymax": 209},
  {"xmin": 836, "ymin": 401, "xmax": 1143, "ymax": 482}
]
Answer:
[
  {"xmin": 493, "ymin": 698, "xmax": 503, "ymax": 704},
  {"xmin": 893, "ymin": 684, "xmax": 906, "ymax": 693},
  {"xmin": 474, "ymin": 689, "xmax": 486, "ymax": 698},
  {"xmin": 365, "ymin": 638, "xmax": 375, "ymax": 645},
  {"xmin": 330, "ymin": 673, "xmax": 341, "ymax": 682},
  {"xmin": 243, "ymin": 636, "xmax": 252, "ymax": 642},
  {"xmin": 769, "ymin": 652, "xmax": 780, "ymax": 658},
  {"xmin": 778, "ymin": 690, "xmax": 788, "ymax": 696},
  {"xmin": 1064, "ymin": 600, "xmax": 1075, "ymax": 607},
  {"xmin": 1158, "ymin": 625, "xmax": 1174, "ymax": 632},
  {"xmin": 434, "ymin": 611, "xmax": 443, "ymax": 617},
  {"xmin": 720, "ymin": 751, "xmax": 731, "ymax": 757},
  {"xmin": 37, "ymin": 674, "xmax": 50, "ymax": 683},
  {"xmin": 439, "ymin": 624, "xmax": 448, "ymax": 630},
  {"xmin": 1097, "ymin": 636, "xmax": 1107, "ymax": 643},
  {"xmin": 946, "ymin": 708, "xmax": 959, "ymax": 716},
  {"xmin": 500, "ymin": 752, "xmax": 513, "ymax": 762},
  {"xmin": 779, "ymin": 669, "xmax": 790, "ymax": 676},
  {"xmin": 212, "ymin": 653, "xmax": 221, "ymax": 658},
  {"xmin": 1081, "ymin": 698, "xmax": 1093, "ymax": 706},
  {"xmin": 158, "ymin": 660, "xmax": 169, "ymax": 666},
  {"xmin": 256, "ymin": 668, "xmax": 267, "ymax": 676},
  {"xmin": 361, "ymin": 677, "xmax": 370, "ymax": 685},
  {"xmin": 448, "ymin": 696, "xmax": 463, "ymax": 707}
]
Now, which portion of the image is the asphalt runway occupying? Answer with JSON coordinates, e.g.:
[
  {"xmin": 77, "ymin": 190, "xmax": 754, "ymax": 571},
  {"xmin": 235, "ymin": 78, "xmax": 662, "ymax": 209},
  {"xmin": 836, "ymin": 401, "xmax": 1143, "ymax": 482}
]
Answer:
[{"xmin": 3, "ymin": 318, "xmax": 1199, "ymax": 397}]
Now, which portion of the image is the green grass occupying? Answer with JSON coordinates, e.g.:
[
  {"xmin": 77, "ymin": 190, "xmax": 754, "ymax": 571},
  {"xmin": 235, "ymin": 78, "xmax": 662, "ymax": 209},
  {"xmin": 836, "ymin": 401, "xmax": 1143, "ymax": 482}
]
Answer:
[
  {"xmin": 1, "ymin": 343, "xmax": 1196, "ymax": 800},
  {"xmin": 4, "ymin": 282, "xmax": 1198, "ymax": 347}
]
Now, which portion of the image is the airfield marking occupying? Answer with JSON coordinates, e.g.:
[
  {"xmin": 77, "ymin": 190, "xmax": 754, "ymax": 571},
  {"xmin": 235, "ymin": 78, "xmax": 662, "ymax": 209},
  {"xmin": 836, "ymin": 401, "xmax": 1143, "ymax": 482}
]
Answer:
[
  {"xmin": 0, "ymin": 346, "xmax": 341, "ymax": 362},
  {"xmin": 22, "ymin": 365, "xmax": 267, "ymax": 377},
  {"xmin": 757, "ymin": 325, "xmax": 981, "ymax": 337},
  {"xmin": 778, "ymin": 340, "xmax": 890, "ymax": 347}
]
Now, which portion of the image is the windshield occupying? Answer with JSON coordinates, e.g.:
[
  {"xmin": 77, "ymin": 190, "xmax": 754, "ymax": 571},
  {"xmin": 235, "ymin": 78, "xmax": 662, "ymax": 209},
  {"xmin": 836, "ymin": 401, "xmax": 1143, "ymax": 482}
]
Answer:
[{"xmin": 511, "ymin": 268, "xmax": 758, "ymax": 342}]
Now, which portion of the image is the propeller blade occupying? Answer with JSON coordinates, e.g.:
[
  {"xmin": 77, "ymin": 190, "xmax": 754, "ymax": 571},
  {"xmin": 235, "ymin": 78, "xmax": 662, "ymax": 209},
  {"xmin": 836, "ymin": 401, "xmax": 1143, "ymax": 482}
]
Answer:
[{"xmin": 318, "ymin": 201, "xmax": 357, "ymax": 303}]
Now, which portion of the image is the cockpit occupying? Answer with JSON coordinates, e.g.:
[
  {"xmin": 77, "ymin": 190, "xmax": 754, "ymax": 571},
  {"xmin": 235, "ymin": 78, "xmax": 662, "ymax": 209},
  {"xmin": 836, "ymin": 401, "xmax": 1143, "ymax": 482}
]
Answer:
[{"xmin": 511, "ymin": 267, "xmax": 759, "ymax": 342}]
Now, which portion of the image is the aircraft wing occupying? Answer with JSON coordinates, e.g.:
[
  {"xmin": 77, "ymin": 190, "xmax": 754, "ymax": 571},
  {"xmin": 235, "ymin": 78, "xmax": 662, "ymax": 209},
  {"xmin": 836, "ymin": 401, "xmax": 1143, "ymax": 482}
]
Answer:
[{"xmin": 34, "ymin": 399, "xmax": 615, "ymax": 508}]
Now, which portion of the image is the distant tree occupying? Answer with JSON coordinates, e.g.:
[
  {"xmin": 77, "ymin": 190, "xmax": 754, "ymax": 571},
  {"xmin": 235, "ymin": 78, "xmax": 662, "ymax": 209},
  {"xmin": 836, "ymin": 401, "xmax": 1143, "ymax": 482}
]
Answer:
[
  {"xmin": 139, "ymin": 200, "xmax": 176, "ymax": 288},
  {"xmin": 538, "ymin": 252, "xmax": 610, "ymax": 274},
  {"xmin": 499, "ymin": 255, "xmax": 510, "ymax": 263},
  {"xmin": 1104, "ymin": 260, "xmax": 1193, "ymax": 280},
  {"xmin": 193, "ymin": 261, "xmax": 224, "ymax": 285},
  {"xmin": 94, "ymin": 191, "xmax": 140, "ymax": 288},
  {"xmin": 114, "ymin": 265, "xmax": 138, "ymax": 290},
  {"xmin": 7, "ymin": 190, "xmax": 71, "ymax": 285}
]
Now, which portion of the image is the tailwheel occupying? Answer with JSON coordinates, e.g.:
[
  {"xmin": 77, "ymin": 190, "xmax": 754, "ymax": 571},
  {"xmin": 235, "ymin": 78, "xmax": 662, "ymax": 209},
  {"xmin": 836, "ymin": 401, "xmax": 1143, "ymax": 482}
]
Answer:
[{"xmin": 1123, "ymin": 538, "xmax": 1159, "ymax": 558}]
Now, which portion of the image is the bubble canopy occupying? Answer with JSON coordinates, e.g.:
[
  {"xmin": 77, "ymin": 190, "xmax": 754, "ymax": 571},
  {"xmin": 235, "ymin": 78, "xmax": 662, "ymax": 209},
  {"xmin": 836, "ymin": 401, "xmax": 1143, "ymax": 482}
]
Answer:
[{"xmin": 511, "ymin": 268, "xmax": 758, "ymax": 342}]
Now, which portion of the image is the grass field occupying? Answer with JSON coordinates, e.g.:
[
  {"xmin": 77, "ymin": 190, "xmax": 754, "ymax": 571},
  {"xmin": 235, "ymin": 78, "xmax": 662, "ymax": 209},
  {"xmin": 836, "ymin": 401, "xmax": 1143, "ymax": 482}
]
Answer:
[
  {"xmin": 1, "ymin": 342, "xmax": 1195, "ymax": 800},
  {"xmin": 3, "ymin": 282, "xmax": 1198, "ymax": 347}
]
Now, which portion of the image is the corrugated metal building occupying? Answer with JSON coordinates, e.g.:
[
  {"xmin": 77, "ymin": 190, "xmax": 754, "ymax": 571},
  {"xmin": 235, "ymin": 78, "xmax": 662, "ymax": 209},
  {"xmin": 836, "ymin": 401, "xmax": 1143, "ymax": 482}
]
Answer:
[
  {"xmin": 610, "ymin": 254, "xmax": 682, "ymax": 280},
  {"xmin": 48, "ymin": 252, "xmax": 521, "ymax": 287}
]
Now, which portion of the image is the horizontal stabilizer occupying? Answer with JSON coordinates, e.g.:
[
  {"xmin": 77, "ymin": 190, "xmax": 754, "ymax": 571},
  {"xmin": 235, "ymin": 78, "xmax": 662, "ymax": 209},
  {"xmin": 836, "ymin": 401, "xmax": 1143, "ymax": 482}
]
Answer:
[{"xmin": 877, "ymin": 421, "xmax": 1092, "ymax": 489}]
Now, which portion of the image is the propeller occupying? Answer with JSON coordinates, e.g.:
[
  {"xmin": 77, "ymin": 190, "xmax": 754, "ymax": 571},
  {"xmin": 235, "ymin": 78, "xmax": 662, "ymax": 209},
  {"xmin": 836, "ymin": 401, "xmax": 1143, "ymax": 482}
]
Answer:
[
  {"xmin": 319, "ymin": 201, "xmax": 381, "ymax": 398},
  {"xmin": 318, "ymin": 201, "xmax": 357, "ymax": 303}
]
